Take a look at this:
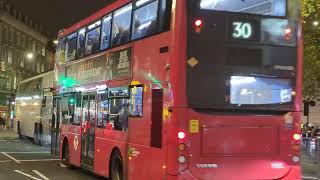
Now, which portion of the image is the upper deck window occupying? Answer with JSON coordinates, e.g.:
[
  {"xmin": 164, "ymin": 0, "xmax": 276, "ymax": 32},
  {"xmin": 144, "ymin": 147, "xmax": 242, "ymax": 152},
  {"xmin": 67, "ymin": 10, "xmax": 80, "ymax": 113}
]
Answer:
[
  {"xmin": 56, "ymin": 37, "xmax": 66, "ymax": 64},
  {"xmin": 65, "ymin": 32, "xmax": 77, "ymax": 62},
  {"xmin": 136, "ymin": 0, "xmax": 154, "ymax": 7},
  {"xmin": 200, "ymin": 0, "xmax": 286, "ymax": 17},
  {"xmin": 77, "ymin": 28, "xmax": 86, "ymax": 58},
  {"xmin": 132, "ymin": 0, "xmax": 159, "ymax": 40},
  {"xmin": 85, "ymin": 20, "xmax": 101, "ymax": 56},
  {"xmin": 112, "ymin": 3, "xmax": 132, "ymax": 46},
  {"xmin": 100, "ymin": 14, "xmax": 112, "ymax": 51}
]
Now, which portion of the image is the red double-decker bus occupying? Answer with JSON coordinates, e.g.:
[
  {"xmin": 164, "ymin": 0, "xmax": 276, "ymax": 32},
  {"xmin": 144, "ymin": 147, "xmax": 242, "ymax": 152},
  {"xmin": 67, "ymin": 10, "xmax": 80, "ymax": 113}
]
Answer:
[{"xmin": 54, "ymin": 0, "xmax": 302, "ymax": 179}]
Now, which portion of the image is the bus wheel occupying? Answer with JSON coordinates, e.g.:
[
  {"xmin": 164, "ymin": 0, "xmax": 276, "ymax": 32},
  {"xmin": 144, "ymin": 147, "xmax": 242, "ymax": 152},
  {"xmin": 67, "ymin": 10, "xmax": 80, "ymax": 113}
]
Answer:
[
  {"xmin": 62, "ymin": 142, "xmax": 72, "ymax": 168},
  {"xmin": 110, "ymin": 150, "xmax": 123, "ymax": 180}
]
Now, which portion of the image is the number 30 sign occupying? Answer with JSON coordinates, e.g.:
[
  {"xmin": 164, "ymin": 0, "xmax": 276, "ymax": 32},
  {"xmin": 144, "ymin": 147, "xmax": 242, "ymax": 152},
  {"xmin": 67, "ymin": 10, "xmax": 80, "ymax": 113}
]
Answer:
[
  {"xmin": 231, "ymin": 20, "xmax": 258, "ymax": 41},
  {"xmin": 233, "ymin": 22, "xmax": 252, "ymax": 39}
]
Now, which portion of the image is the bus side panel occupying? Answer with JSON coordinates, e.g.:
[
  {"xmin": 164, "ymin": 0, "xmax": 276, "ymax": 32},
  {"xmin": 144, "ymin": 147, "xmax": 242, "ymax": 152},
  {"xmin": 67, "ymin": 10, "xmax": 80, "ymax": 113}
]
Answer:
[
  {"xmin": 279, "ymin": 166, "xmax": 301, "ymax": 180},
  {"xmin": 70, "ymin": 127, "xmax": 81, "ymax": 167},
  {"xmin": 127, "ymin": 145, "xmax": 165, "ymax": 180},
  {"xmin": 60, "ymin": 125, "xmax": 81, "ymax": 167},
  {"xmin": 94, "ymin": 130, "xmax": 127, "ymax": 178}
]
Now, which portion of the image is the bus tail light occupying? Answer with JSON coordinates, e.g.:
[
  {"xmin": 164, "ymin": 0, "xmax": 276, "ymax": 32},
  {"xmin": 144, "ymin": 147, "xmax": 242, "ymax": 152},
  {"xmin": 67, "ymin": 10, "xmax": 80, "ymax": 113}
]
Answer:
[
  {"xmin": 292, "ymin": 156, "xmax": 300, "ymax": 163},
  {"xmin": 178, "ymin": 131, "xmax": 186, "ymax": 140},
  {"xmin": 194, "ymin": 19, "xmax": 203, "ymax": 27},
  {"xmin": 293, "ymin": 133, "xmax": 301, "ymax": 141},
  {"xmin": 292, "ymin": 144, "xmax": 300, "ymax": 152},
  {"xmin": 178, "ymin": 143, "xmax": 186, "ymax": 151},
  {"xmin": 193, "ymin": 18, "xmax": 204, "ymax": 33},
  {"xmin": 178, "ymin": 155, "xmax": 186, "ymax": 164}
]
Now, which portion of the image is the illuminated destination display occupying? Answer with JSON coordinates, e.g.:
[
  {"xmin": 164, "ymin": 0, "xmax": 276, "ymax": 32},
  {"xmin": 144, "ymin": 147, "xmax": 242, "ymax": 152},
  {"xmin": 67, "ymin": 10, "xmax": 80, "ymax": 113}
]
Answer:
[{"xmin": 230, "ymin": 19, "xmax": 259, "ymax": 41}]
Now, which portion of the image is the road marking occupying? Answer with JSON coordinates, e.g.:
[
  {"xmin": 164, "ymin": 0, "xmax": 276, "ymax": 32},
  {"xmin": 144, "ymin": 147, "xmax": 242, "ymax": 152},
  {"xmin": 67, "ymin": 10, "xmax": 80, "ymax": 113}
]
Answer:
[
  {"xmin": 1, "ymin": 151, "xmax": 50, "ymax": 154},
  {"xmin": 13, "ymin": 170, "xmax": 42, "ymax": 180},
  {"xmin": 19, "ymin": 159, "xmax": 61, "ymax": 162},
  {"xmin": 32, "ymin": 170, "xmax": 50, "ymax": 180},
  {"xmin": 59, "ymin": 162, "xmax": 67, "ymax": 168},
  {"xmin": 2, "ymin": 152, "xmax": 21, "ymax": 163},
  {"xmin": 0, "ymin": 140, "xmax": 7, "ymax": 142},
  {"xmin": 302, "ymin": 176, "xmax": 318, "ymax": 180}
]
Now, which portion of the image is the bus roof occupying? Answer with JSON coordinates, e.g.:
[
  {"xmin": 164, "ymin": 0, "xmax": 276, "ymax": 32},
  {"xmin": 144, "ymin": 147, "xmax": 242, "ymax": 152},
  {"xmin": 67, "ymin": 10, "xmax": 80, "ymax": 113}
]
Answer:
[
  {"xmin": 19, "ymin": 71, "xmax": 54, "ymax": 85},
  {"xmin": 58, "ymin": 0, "xmax": 130, "ymax": 38}
]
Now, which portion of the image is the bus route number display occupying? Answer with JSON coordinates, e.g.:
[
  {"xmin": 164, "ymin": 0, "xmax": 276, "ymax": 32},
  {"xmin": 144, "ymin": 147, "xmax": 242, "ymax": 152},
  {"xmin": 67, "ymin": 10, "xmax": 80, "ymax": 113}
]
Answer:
[{"xmin": 230, "ymin": 19, "xmax": 259, "ymax": 42}]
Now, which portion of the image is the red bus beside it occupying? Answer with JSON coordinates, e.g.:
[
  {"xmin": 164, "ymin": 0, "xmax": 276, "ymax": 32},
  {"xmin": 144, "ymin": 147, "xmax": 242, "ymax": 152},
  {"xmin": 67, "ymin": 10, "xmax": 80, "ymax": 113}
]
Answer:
[{"xmin": 54, "ymin": 0, "xmax": 302, "ymax": 179}]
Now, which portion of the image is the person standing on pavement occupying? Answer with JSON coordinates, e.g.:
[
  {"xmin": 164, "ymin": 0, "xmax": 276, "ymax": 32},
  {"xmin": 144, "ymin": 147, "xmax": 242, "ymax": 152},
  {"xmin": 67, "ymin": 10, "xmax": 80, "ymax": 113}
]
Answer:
[{"xmin": 0, "ymin": 116, "xmax": 5, "ymax": 129}]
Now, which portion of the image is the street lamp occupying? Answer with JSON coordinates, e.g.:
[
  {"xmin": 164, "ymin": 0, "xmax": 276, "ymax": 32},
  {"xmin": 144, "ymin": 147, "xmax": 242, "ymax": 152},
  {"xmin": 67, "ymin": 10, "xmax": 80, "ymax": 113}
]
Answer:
[
  {"xmin": 313, "ymin": 21, "xmax": 319, "ymax": 26},
  {"xmin": 26, "ymin": 53, "xmax": 34, "ymax": 60}
]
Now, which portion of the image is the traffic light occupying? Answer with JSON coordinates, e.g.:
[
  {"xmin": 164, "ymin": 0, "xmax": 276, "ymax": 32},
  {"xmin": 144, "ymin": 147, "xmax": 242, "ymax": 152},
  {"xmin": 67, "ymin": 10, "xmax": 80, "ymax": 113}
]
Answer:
[
  {"xmin": 304, "ymin": 100, "xmax": 316, "ymax": 116},
  {"xmin": 68, "ymin": 97, "xmax": 75, "ymax": 105},
  {"xmin": 42, "ymin": 97, "xmax": 47, "ymax": 107}
]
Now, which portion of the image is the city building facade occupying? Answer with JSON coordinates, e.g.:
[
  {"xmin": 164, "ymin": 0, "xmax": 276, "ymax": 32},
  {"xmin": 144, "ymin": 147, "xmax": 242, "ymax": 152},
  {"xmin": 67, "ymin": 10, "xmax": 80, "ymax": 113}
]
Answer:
[{"xmin": 0, "ymin": 0, "xmax": 54, "ymax": 124}]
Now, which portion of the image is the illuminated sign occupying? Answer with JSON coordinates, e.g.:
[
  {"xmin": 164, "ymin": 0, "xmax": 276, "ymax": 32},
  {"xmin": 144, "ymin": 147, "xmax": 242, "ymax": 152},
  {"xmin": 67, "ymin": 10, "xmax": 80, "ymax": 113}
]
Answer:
[
  {"xmin": 233, "ymin": 22, "xmax": 252, "ymax": 39},
  {"xmin": 230, "ymin": 19, "xmax": 259, "ymax": 41},
  {"xmin": 109, "ymin": 87, "xmax": 129, "ymax": 98}
]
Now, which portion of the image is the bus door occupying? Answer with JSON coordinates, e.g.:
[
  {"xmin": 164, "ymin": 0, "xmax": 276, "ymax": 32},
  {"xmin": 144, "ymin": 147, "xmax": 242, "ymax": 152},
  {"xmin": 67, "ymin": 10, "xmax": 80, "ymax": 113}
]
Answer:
[
  {"xmin": 81, "ymin": 93, "xmax": 96, "ymax": 169},
  {"xmin": 51, "ymin": 96, "xmax": 61, "ymax": 155}
]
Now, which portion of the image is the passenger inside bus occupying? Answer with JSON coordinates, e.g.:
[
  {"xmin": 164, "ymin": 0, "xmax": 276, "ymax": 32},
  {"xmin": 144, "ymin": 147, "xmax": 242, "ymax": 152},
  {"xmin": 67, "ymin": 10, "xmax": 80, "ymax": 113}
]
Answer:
[
  {"xmin": 109, "ymin": 99, "xmax": 129, "ymax": 132},
  {"xmin": 112, "ymin": 24, "xmax": 130, "ymax": 46}
]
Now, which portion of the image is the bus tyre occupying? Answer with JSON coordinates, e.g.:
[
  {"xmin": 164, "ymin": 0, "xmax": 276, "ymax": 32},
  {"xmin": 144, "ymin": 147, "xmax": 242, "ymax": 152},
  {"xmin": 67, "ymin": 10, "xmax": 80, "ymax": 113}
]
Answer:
[
  {"xmin": 110, "ymin": 150, "xmax": 123, "ymax": 180},
  {"xmin": 62, "ymin": 142, "xmax": 73, "ymax": 169}
]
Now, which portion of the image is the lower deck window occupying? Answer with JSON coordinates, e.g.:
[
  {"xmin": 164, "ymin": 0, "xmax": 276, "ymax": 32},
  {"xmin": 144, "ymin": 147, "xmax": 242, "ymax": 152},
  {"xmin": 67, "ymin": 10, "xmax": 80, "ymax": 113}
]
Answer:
[
  {"xmin": 97, "ymin": 92, "xmax": 109, "ymax": 128},
  {"xmin": 109, "ymin": 98, "xmax": 129, "ymax": 131}
]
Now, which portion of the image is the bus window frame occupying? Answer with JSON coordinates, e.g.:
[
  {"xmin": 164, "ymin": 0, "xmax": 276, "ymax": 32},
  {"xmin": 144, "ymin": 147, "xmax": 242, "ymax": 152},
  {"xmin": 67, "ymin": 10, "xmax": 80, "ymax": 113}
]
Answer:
[
  {"xmin": 107, "ymin": 86, "xmax": 130, "ymax": 132},
  {"xmin": 111, "ymin": 3, "xmax": 133, "ymax": 47},
  {"xmin": 65, "ymin": 32, "xmax": 78, "ymax": 62},
  {"xmin": 100, "ymin": 13, "xmax": 113, "ymax": 51},
  {"xmin": 76, "ymin": 27, "xmax": 86, "ymax": 59},
  {"xmin": 73, "ymin": 92, "xmax": 82, "ymax": 126},
  {"xmin": 57, "ymin": 0, "xmax": 172, "ymax": 62},
  {"xmin": 85, "ymin": 20, "xmax": 102, "ymax": 56},
  {"xmin": 131, "ymin": 0, "xmax": 160, "ymax": 40},
  {"xmin": 96, "ymin": 89, "xmax": 109, "ymax": 129}
]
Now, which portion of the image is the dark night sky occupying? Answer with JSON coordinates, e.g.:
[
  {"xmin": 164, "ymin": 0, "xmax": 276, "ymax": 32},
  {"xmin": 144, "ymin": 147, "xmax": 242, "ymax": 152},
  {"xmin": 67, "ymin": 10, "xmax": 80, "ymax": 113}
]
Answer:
[{"xmin": 6, "ymin": 0, "xmax": 115, "ymax": 38}]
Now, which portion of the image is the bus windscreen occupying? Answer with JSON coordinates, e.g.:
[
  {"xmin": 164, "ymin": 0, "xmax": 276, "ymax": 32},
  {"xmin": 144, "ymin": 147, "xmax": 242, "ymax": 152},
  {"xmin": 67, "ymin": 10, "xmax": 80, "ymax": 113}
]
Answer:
[
  {"xmin": 230, "ymin": 76, "xmax": 292, "ymax": 105},
  {"xmin": 200, "ymin": 0, "xmax": 286, "ymax": 17}
]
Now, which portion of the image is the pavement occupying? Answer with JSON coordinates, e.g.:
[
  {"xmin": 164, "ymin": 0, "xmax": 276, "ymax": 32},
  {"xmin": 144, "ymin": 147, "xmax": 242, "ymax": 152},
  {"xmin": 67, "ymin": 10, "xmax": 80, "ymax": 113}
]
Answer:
[
  {"xmin": 302, "ymin": 163, "xmax": 320, "ymax": 180},
  {"xmin": 0, "ymin": 129, "xmax": 104, "ymax": 180}
]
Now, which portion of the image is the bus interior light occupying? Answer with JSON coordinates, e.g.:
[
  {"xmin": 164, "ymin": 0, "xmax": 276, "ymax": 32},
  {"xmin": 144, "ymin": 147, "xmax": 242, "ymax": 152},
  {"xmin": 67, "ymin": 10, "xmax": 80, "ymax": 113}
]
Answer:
[{"xmin": 178, "ymin": 131, "xmax": 186, "ymax": 140}]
